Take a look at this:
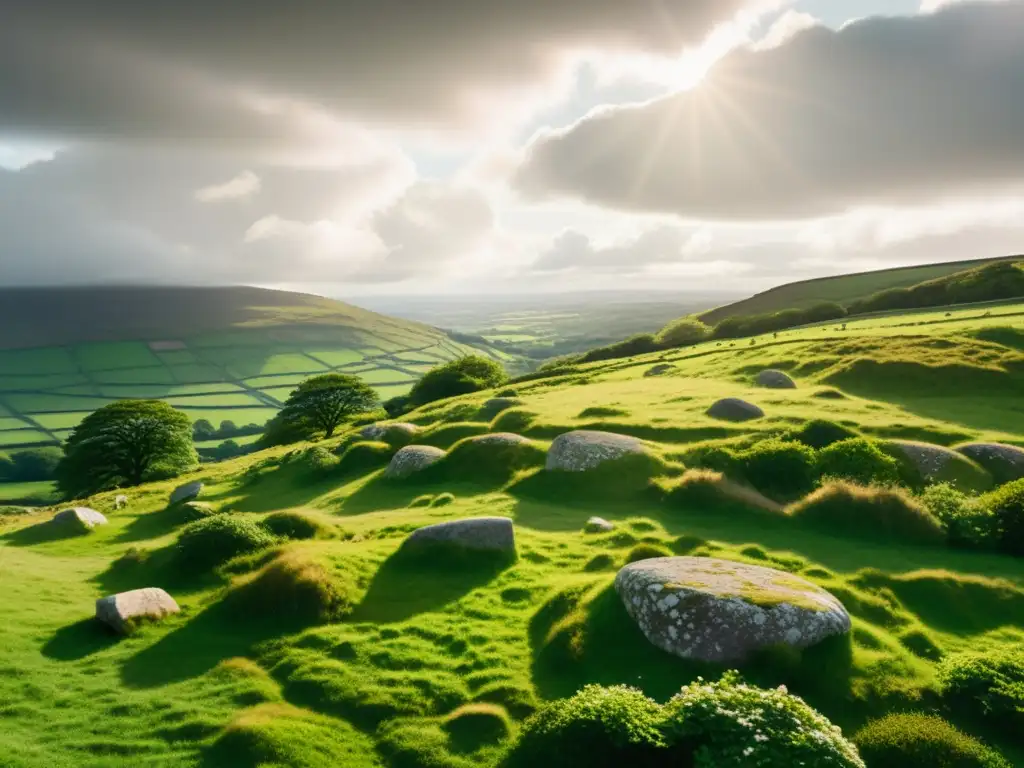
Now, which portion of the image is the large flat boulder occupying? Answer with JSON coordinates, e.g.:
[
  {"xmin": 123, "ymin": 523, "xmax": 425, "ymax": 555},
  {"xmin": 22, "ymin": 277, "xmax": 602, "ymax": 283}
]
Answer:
[
  {"xmin": 52, "ymin": 507, "xmax": 108, "ymax": 532},
  {"xmin": 96, "ymin": 588, "xmax": 180, "ymax": 635},
  {"xmin": 956, "ymin": 443, "xmax": 1024, "ymax": 483},
  {"xmin": 756, "ymin": 370, "xmax": 796, "ymax": 389},
  {"xmin": 404, "ymin": 517, "xmax": 515, "ymax": 555},
  {"xmin": 707, "ymin": 398, "xmax": 765, "ymax": 422},
  {"xmin": 170, "ymin": 481, "xmax": 203, "ymax": 506},
  {"xmin": 385, "ymin": 445, "xmax": 446, "ymax": 479},
  {"xmin": 546, "ymin": 430, "xmax": 644, "ymax": 472},
  {"xmin": 615, "ymin": 557, "xmax": 850, "ymax": 662}
]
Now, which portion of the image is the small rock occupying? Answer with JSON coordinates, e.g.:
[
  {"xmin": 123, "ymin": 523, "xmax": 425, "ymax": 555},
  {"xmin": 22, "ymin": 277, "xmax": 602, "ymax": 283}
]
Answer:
[
  {"xmin": 645, "ymin": 364, "xmax": 676, "ymax": 378},
  {"xmin": 706, "ymin": 398, "xmax": 765, "ymax": 422},
  {"xmin": 467, "ymin": 433, "xmax": 530, "ymax": 446},
  {"xmin": 114, "ymin": 494, "xmax": 129, "ymax": 510},
  {"xmin": 615, "ymin": 557, "xmax": 850, "ymax": 662},
  {"xmin": 546, "ymin": 430, "xmax": 644, "ymax": 472},
  {"xmin": 96, "ymin": 588, "xmax": 180, "ymax": 635},
  {"xmin": 385, "ymin": 445, "xmax": 446, "ymax": 479},
  {"xmin": 170, "ymin": 481, "xmax": 203, "ymax": 505},
  {"xmin": 52, "ymin": 507, "xmax": 108, "ymax": 532},
  {"xmin": 584, "ymin": 517, "xmax": 615, "ymax": 533},
  {"xmin": 957, "ymin": 443, "xmax": 1024, "ymax": 483},
  {"xmin": 756, "ymin": 370, "xmax": 797, "ymax": 389},
  {"xmin": 404, "ymin": 517, "xmax": 515, "ymax": 555}
]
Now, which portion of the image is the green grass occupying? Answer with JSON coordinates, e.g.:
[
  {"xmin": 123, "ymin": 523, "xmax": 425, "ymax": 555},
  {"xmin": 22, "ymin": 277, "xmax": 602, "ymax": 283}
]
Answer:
[
  {"xmin": 2, "ymin": 300, "xmax": 1023, "ymax": 767},
  {"xmin": 0, "ymin": 480, "xmax": 59, "ymax": 504}
]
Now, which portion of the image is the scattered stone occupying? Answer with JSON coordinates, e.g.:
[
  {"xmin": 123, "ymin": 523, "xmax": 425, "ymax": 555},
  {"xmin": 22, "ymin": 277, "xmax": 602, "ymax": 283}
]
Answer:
[
  {"xmin": 546, "ymin": 430, "xmax": 644, "ymax": 472},
  {"xmin": 95, "ymin": 588, "xmax": 180, "ymax": 635},
  {"xmin": 615, "ymin": 556, "xmax": 850, "ymax": 663},
  {"xmin": 52, "ymin": 507, "xmax": 108, "ymax": 532},
  {"xmin": 756, "ymin": 370, "xmax": 797, "ymax": 389},
  {"xmin": 114, "ymin": 494, "xmax": 129, "ymax": 510},
  {"xmin": 170, "ymin": 481, "xmax": 203, "ymax": 506},
  {"xmin": 466, "ymin": 433, "xmax": 530, "ymax": 446},
  {"xmin": 888, "ymin": 441, "xmax": 961, "ymax": 482},
  {"xmin": 480, "ymin": 398, "xmax": 524, "ymax": 418},
  {"xmin": 644, "ymin": 364, "xmax": 676, "ymax": 378},
  {"xmin": 360, "ymin": 422, "xmax": 419, "ymax": 442},
  {"xmin": 706, "ymin": 398, "xmax": 765, "ymax": 422},
  {"xmin": 404, "ymin": 517, "xmax": 515, "ymax": 555},
  {"xmin": 584, "ymin": 517, "xmax": 616, "ymax": 533},
  {"xmin": 385, "ymin": 445, "xmax": 446, "ymax": 478},
  {"xmin": 956, "ymin": 443, "xmax": 1024, "ymax": 483}
]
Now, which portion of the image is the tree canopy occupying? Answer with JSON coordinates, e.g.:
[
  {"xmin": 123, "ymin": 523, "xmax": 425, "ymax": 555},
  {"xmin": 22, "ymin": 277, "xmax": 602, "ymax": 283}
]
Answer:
[
  {"xmin": 408, "ymin": 355, "xmax": 508, "ymax": 406},
  {"xmin": 263, "ymin": 373, "xmax": 380, "ymax": 445},
  {"xmin": 56, "ymin": 400, "xmax": 197, "ymax": 498}
]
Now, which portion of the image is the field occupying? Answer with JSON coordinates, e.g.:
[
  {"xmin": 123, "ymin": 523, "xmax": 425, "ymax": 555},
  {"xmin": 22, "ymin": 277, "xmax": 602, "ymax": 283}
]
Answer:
[
  {"xmin": 700, "ymin": 254, "xmax": 1019, "ymax": 324},
  {"xmin": 0, "ymin": 480, "xmax": 59, "ymax": 505},
  {"xmin": 0, "ymin": 287, "xmax": 513, "ymax": 450},
  {"xmin": 2, "ymin": 298, "xmax": 1022, "ymax": 767}
]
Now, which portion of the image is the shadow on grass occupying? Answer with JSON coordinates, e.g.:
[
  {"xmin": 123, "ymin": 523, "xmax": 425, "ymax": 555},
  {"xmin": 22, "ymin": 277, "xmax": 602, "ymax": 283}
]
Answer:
[
  {"xmin": 42, "ymin": 618, "xmax": 120, "ymax": 661},
  {"xmin": 1, "ymin": 520, "xmax": 88, "ymax": 547},
  {"xmin": 115, "ymin": 504, "xmax": 194, "ymax": 543},
  {"xmin": 205, "ymin": 464, "xmax": 351, "ymax": 514},
  {"xmin": 90, "ymin": 544, "xmax": 224, "ymax": 597},
  {"xmin": 350, "ymin": 543, "xmax": 513, "ymax": 624}
]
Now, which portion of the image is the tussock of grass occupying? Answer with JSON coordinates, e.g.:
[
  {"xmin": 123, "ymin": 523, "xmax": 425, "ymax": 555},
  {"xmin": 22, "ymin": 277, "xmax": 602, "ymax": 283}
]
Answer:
[
  {"xmin": 662, "ymin": 469, "xmax": 782, "ymax": 515},
  {"xmin": 854, "ymin": 713, "xmax": 1010, "ymax": 768},
  {"xmin": 788, "ymin": 481, "xmax": 945, "ymax": 545},
  {"xmin": 262, "ymin": 510, "xmax": 333, "ymax": 540}
]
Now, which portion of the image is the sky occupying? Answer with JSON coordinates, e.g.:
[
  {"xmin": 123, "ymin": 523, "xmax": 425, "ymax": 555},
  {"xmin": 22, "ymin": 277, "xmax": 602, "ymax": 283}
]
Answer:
[{"xmin": 1, "ymin": 0, "xmax": 1022, "ymax": 297}]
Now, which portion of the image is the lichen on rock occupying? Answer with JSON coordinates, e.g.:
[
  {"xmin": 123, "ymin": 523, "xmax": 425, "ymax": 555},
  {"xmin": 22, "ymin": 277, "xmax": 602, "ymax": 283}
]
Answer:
[{"xmin": 546, "ymin": 430, "xmax": 645, "ymax": 473}]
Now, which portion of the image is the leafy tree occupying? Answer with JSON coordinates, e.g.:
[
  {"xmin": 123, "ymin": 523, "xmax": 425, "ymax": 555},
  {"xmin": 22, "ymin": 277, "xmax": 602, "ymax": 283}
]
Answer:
[
  {"xmin": 263, "ymin": 374, "xmax": 379, "ymax": 445},
  {"xmin": 0, "ymin": 451, "xmax": 14, "ymax": 482},
  {"xmin": 192, "ymin": 418, "xmax": 217, "ymax": 441},
  {"xmin": 218, "ymin": 420, "xmax": 239, "ymax": 437},
  {"xmin": 655, "ymin": 318, "xmax": 711, "ymax": 349},
  {"xmin": 408, "ymin": 355, "xmax": 508, "ymax": 406},
  {"xmin": 10, "ymin": 447, "xmax": 63, "ymax": 481},
  {"xmin": 56, "ymin": 400, "xmax": 197, "ymax": 497}
]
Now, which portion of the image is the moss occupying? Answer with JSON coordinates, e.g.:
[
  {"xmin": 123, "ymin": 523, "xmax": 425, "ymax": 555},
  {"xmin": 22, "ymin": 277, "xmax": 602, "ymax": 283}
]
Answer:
[
  {"xmin": 854, "ymin": 713, "xmax": 1009, "ymax": 768},
  {"xmin": 262, "ymin": 511, "xmax": 332, "ymax": 540}
]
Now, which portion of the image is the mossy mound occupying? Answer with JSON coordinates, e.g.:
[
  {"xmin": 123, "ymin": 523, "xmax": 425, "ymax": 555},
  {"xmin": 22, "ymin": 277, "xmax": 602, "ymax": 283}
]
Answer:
[
  {"xmin": 787, "ymin": 482, "xmax": 945, "ymax": 545},
  {"xmin": 854, "ymin": 713, "xmax": 1009, "ymax": 768},
  {"xmin": 223, "ymin": 550, "xmax": 357, "ymax": 625},
  {"xmin": 204, "ymin": 703, "xmax": 379, "ymax": 768},
  {"xmin": 663, "ymin": 470, "xmax": 781, "ymax": 515},
  {"xmin": 426, "ymin": 434, "xmax": 546, "ymax": 486},
  {"xmin": 786, "ymin": 419, "xmax": 860, "ymax": 449},
  {"xmin": 491, "ymin": 408, "xmax": 537, "ymax": 433},
  {"xmin": 479, "ymin": 398, "xmax": 524, "ymax": 420},
  {"xmin": 337, "ymin": 440, "xmax": 396, "ymax": 476},
  {"xmin": 513, "ymin": 452, "xmax": 670, "ymax": 504},
  {"xmin": 956, "ymin": 443, "xmax": 1024, "ymax": 485},
  {"xmin": 262, "ymin": 511, "xmax": 333, "ymax": 541},
  {"xmin": 419, "ymin": 422, "xmax": 491, "ymax": 449},
  {"xmin": 175, "ymin": 515, "xmax": 278, "ymax": 571},
  {"xmin": 939, "ymin": 649, "xmax": 1024, "ymax": 739},
  {"xmin": 443, "ymin": 703, "xmax": 513, "ymax": 751}
]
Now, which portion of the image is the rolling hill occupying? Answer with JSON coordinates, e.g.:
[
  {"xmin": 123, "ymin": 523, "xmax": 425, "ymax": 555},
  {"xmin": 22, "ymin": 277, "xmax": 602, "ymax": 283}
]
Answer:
[
  {"xmin": 0, "ymin": 286, "xmax": 513, "ymax": 450},
  {"xmin": 699, "ymin": 254, "xmax": 1022, "ymax": 325}
]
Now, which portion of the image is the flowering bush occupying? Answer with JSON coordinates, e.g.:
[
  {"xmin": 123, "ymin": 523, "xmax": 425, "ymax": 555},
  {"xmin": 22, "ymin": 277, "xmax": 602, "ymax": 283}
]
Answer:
[{"xmin": 662, "ymin": 672, "xmax": 865, "ymax": 767}]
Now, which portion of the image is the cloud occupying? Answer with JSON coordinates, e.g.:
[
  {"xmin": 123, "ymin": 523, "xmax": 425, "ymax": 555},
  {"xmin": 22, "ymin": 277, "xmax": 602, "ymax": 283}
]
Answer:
[
  {"xmin": 534, "ymin": 226, "xmax": 709, "ymax": 273},
  {"xmin": 195, "ymin": 171, "xmax": 261, "ymax": 203},
  {"xmin": 1, "ymin": 1, "xmax": 774, "ymax": 142},
  {"xmin": 516, "ymin": 1, "xmax": 1024, "ymax": 220}
]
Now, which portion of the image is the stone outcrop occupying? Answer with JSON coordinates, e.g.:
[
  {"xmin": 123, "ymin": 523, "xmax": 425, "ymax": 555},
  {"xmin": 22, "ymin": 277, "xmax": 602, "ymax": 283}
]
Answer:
[
  {"xmin": 170, "ymin": 481, "xmax": 203, "ymax": 506},
  {"xmin": 360, "ymin": 423, "xmax": 419, "ymax": 443},
  {"xmin": 956, "ymin": 443, "xmax": 1024, "ymax": 483},
  {"xmin": 546, "ymin": 430, "xmax": 644, "ymax": 472},
  {"xmin": 615, "ymin": 557, "xmax": 850, "ymax": 662},
  {"xmin": 584, "ymin": 517, "xmax": 616, "ymax": 533},
  {"xmin": 385, "ymin": 445, "xmax": 446, "ymax": 479},
  {"xmin": 706, "ymin": 398, "xmax": 765, "ymax": 422},
  {"xmin": 403, "ymin": 517, "xmax": 516, "ymax": 555},
  {"xmin": 52, "ymin": 507, "xmax": 108, "ymax": 532},
  {"xmin": 96, "ymin": 588, "xmax": 180, "ymax": 635},
  {"xmin": 756, "ymin": 370, "xmax": 797, "ymax": 389}
]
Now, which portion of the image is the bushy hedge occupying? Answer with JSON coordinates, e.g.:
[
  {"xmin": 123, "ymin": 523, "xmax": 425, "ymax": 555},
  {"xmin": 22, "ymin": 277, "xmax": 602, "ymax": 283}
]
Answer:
[
  {"xmin": 408, "ymin": 356, "xmax": 508, "ymax": 407},
  {"xmin": 712, "ymin": 302, "xmax": 847, "ymax": 340},
  {"xmin": 853, "ymin": 713, "xmax": 1009, "ymax": 768},
  {"xmin": 176, "ymin": 515, "xmax": 277, "ymax": 570},
  {"xmin": 978, "ymin": 478, "xmax": 1024, "ymax": 556},
  {"xmin": 939, "ymin": 650, "xmax": 1024, "ymax": 739},
  {"xmin": 817, "ymin": 438, "xmax": 901, "ymax": 486},
  {"xmin": 502, "ymin": 674, "xmax": 864, "ymax": 768},
  {"xmin": 655, "ymin": 318, "xmax": 711, "ymax": 349},
  {"xmin": 920, "ymin": 484, "xmax": 997, "ymax": 549},
  {"xmin": 733, "ymin": 439, "xmax": 818, "ymax": 499}
]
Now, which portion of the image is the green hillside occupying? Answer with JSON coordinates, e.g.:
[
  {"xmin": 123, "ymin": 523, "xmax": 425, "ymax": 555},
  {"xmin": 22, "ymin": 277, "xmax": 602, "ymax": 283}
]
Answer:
[
  {"xmin": 0, "ymin": 287, "xmax": 512, "ymax": 449},
  {"xmin": 2, "ymin": 300, "xmax": 1022, "ymax": 767},
  {"xmin": 700, "ymin": 254, "xmax": 1020, "ymax": 325}
]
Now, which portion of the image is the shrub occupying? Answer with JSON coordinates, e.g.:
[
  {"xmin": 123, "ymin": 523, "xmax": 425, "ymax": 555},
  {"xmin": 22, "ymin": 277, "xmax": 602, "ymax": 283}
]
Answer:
[
  {"xmin": 787, "ymin": 481, "xmax": 946, "ymax": 545},
  {"xmin": 683, "ymin": 444, "xmax": 739, "ymax": 475},
  {"xmin": 175, "ymin": 515, "xmax": 277, "ymax": 570},
  {"xmin": 408, "ymin": 356, "xmax": 508, "ymax": 407},
  {"xmin": 662, "ymin": 671, "xmax": 864, "ymax": 767},
  {"xmin": 502, "ymin": 685, "xmax": 666, "ymax": 768},
  {"xmin": 787, "ymin": 420, "xmax": 859, "ymax": 450},
  {"xmin": 663, "ymin": 470, "xmax": 780, "ymax": 515},
  {"xmin": 431, "ymin": 492, "xmax": 455, "ymax": 507},
  {"xmin": 920, "ymin": 484, "xmax": 997, "ymax": 549},
  {"xmin": 655, "ymin": 318, "xmax": 711, "ymax": 349},
  {"xmin": 262, "ymin": 511, "xmax": 331, "ymax": 541},
  {"xmin": 625, "ymin": 544, "xmax": 672, "ymax": 563},
  {"xmin": 734, "ymin": 439, "xmax": 818, "ymax": 499},
  {"xmin": 939, "ymin": 650, "xmax": 1024, "ymax": 737},
  {"xmin": 854, "ymin": 713, "xmax": 1009, "ymax": 768},
  {"xmin": 817, "ymin": 438, "xmax": 901, "ymax": 486},
  {"xmin": 223, "ymin": 551, "xmax": 356, "ymax": 625},
  {"xmin": 297, "ymin": 446, "xmax": 340, "ymax": 476},
  {"xmin": 979, "ymin": 479, "xmax": 1024, "ymax": 556}
]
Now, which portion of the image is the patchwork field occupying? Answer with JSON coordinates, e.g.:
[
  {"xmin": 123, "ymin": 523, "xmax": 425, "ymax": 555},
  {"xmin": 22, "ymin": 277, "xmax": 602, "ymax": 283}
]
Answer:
[
  {"xmin": 0, "ymin": 288, "xmax": 512, "ymax": 450},
  {"xmin": 2, "ymin": 301, "xmax": 1022, "ymax": 767}
]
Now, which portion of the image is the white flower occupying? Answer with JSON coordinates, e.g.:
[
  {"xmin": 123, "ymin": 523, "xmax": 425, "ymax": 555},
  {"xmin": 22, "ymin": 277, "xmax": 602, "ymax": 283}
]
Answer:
[{"xmin": 743, "ymin": 747, "xmax": 754, "ymax": 756}]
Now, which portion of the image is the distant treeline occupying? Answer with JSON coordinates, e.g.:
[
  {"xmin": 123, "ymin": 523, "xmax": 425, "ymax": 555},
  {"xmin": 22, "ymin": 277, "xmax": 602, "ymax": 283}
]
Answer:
[
  {"xmin": 192, "ymin": 419, "xmax": 264, "ymax": 443},
  {"xmin": 0, "ymin": 446, "xmax": 62, "ymax": 483},
  {"xmin": 564, "ymin": 260, "xmax": 1024, "ymax": 366}
]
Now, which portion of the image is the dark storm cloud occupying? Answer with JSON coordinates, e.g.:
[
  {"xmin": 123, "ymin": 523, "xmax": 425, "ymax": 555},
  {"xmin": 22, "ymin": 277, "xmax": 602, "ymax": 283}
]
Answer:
[
  {"xmin": 516, "ymin": 1, "xmax": 1024, "ymax": 219},
  {"xmin": 0, "ymin": 0, "xmax": 760, "ymax": 139}
]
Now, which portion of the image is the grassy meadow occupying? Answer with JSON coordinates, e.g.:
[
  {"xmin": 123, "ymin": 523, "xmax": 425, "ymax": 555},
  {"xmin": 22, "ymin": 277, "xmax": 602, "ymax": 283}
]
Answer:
[
  {"xmin": 0, "ymin": 288, "xmax": 510, "ymax": 453},
  {"xmin": 2, "ymin": 300, "xmax": 1023, "ymax": 767}
]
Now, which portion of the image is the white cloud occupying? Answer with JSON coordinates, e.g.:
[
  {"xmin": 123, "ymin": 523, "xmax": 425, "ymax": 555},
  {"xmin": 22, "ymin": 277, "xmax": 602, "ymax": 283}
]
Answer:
[{"xmin": 195, "ymin": 171, "xmax": 261, "ymax": 202}]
